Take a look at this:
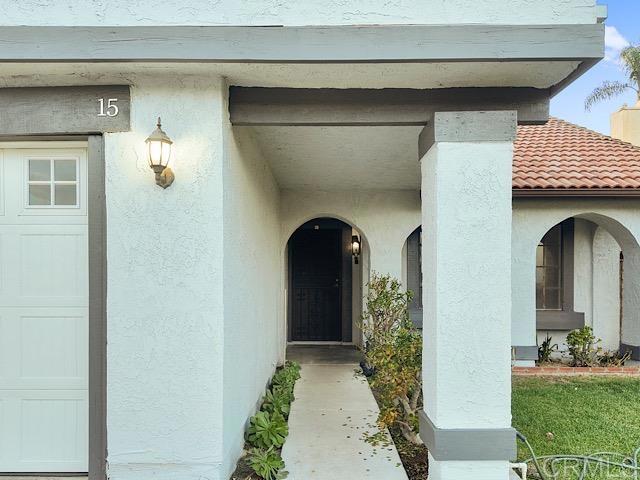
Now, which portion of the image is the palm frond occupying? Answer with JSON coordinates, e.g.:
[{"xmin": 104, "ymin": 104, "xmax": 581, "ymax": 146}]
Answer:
[
  {"xmin": 584, "ymin": 81, "xmax": 634, "ymax": 111},
  {"xmin": 620, "ymin": 46, "xmax": 640, "ymax": 91}
]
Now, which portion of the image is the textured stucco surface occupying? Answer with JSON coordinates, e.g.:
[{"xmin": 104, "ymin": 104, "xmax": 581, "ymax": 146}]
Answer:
[
  {"xmin": 592, "ymin": 227, "xmax": 622, "ymax": 351},
  {"xmin": 105, "ymin": 77, "xmax": 226, "ymax": 480},
  {"xmin": 0, "ymin": 0, "xmax": 598, "ymax": 26},
  {"xmin": 221, "ymin": 94, "xmax": 283, "ymax": 477},
  {"xmin": 512, "ymin": 198, "xmax": 640, "ymax": 351},
  {"xmin": 248, "ymin": 126, "xmax": 422, "ymax": 190},
  {"xmin": 0, "ymin": 62, "xmax": 581, "ymax": 91},
  {"xmin": 421, "ymin": 121, "xmax": 515, "ymax": 478},
  {"xmin": 422, "ymin": 141, "xmax": 513, "ymax": 428}
]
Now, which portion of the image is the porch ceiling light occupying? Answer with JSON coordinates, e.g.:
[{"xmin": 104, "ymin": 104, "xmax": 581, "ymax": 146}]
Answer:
[
  {"xmin": 145, "ymin": 117, "xmax": 175, "ymax": 189},
  {"xmin": 352, "ymin": 235, "xmax": 361, "ymax": 264}
]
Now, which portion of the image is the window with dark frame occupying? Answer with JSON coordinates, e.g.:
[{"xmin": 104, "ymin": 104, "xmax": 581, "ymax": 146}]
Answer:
[
  {"xmin": 406, "ymin": 227, "xmax": 423, "ymax": 328},
  {"xmin": 536, "ymin": 223, "xmax": 563, "ymax": 310}
]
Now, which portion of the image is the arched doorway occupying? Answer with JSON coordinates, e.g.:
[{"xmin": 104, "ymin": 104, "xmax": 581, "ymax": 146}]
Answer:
[
  {"xmin": 533, "ymin": 214, "xmax": 640, "ymax": 356},
  {"xmin": 286, "ymin": 217, "xmax": 364, "ymax": 343}
]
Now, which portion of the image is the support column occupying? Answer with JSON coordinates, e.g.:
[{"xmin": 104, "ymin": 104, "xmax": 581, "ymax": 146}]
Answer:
[{"xmin": 418, "ymin": 111, "xmax": 517, "ymax": 479}]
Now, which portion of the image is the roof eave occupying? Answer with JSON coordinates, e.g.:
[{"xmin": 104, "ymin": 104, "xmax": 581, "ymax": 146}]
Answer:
[{"xmin": 513, "ymin": 188, "xmax": 640, "ymax": 198}]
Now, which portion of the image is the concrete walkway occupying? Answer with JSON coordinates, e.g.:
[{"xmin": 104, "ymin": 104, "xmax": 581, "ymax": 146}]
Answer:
[{"xmin": 282, "ymin": 347, "xmax": 408, "ymax": 480}]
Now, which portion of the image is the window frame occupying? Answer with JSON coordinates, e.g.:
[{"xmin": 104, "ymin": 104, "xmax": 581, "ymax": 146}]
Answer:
[
  {"xmin": 536, "ymin": 219, "xmax": 585, "ymax": 330},
  {"xmin": 25, "ymin": 156, "xmax": 80, "ymax": 209},
  {"xmin": 536, "ymin": 223, "xmax": 563, "ymax": 310},
  {"xmin": 406, "ymin": 227, "xmax": 423, "ymax": 328}
]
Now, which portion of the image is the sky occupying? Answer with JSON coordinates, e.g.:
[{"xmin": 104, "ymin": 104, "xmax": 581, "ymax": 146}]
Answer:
[{"xmin": 551, "ymin": 0, "xmax": 640, "ymax": 134}]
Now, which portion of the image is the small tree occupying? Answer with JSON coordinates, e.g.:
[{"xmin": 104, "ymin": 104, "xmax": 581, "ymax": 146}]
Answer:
[
  {"xmin": 361, "ymin": 273, "xmax": 423, "ymax": 445},
  {"xmin": 585, "ymin": 45, "xmax": 640, "ymax": 111}
]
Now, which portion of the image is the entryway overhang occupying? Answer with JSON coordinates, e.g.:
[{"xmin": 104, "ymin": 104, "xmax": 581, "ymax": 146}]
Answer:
[{"xmin": 0, "ymin": 23, "xmax": 603, "ymax": 94}]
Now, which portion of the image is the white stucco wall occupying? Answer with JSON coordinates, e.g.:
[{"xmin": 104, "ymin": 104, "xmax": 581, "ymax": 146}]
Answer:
[
  {"xmin": 0, "ymin": 0, "xmax": 598, "ymax": 26},
  {"xmin": 573, "ymin": 218, "xmax": 595, "ymax": 327},
  {"xmin": 105, "ymin": 77, "xmax": 226, "ymax": 480},
  {"xmin": 592, "ymin": 227, "xmax": 622, "ymax": 351},
  {"xmin": 221, "ymin": 93, "xmax": 282, "ymax": 477},
  {"xmin": 513, "ymin": 198, "xmax": 640, "ymax": 353}
]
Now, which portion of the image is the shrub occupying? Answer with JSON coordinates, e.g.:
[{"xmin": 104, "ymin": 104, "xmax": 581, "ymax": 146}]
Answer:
[
  {"xmin": 271, "ymin": 362, "xmax": 301, "ymax": 395},
  {"xmin": 247, "ymin": 447, "xmax": 288, "ymax": 480},
  {"xmin": 234, "ymin": 362, "xmax": 300, "ymax": 480},
  {"xmin": 262, "ymin": 386, "xmax": 292, "ymax": 419},
  {"xmin": 537, "ymin": 332, "xmax": 558, "ymax": 363},
  {"xmin": 247, "ymin": 411, "xmax": 289, "ymax": 450},
  {"xmin": 598, "ymin": 349, "xmax": 631, "ymax": 367},
  {"xmin": 566, "ymin": 326, "xmax": 601, "ymax": 367},
  {"xmin": 361, "ymin": 273, "xmax": 423, "ymax": 445}
]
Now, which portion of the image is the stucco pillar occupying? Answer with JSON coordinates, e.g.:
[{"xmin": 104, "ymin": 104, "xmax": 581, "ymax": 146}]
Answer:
[
  {"xmin": 105, "ymin": 78, "xmax": 226, "ymax": 480},
  {"xmin": 418, "ymin": 111, "xmax": 517, "ymax": 480},
  {"xmin": 621, "ymin": 247, "xmax": 640, "ymax": 357},
  {"xmin": 511, "ymin": 209, "xmax": 538, "ymax": 364}
]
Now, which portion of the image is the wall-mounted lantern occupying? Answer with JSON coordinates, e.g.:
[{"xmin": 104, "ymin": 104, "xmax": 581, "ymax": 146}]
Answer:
[
  {"xmin": 352, "ymin": 235, "xmax": 361, "ymax": 264},
  {"xmin": 145, "ymin": 117, "xmax": 175, "ymax": 189}
]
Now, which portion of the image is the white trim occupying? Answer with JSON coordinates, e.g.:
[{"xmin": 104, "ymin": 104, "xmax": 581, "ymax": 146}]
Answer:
[{"xmin": 0, "ymin": 141, "xmax": 88, "ymax": 149}]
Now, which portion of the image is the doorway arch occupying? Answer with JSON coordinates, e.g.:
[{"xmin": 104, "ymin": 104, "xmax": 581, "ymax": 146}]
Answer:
[
  {"xmin": 285, "ymin": 217, "xmax": 368, "ymax": 346},
  {"xmin": 531, "ymin": 212, "xmax": 640, "ymax": 356}
]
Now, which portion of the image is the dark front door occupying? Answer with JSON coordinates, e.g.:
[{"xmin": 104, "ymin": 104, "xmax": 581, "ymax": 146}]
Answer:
[{"xmin": 290, "ymin": 228, "xmax": 342, "ymax": 341}]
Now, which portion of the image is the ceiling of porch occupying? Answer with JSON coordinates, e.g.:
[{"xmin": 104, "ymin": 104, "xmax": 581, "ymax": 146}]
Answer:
[{"xmin": 243, "ymin": 125, "xmax": 422, "ymax": 190}]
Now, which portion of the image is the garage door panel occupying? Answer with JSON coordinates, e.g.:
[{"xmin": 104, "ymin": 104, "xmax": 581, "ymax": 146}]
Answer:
[
  {"xmin": 20, "ymin": 232, "xmax": 87, "ymax": 298},
  {"xmin": 0, "ymin": 225, "xmax": 87, "ymax": 307},
  {"xmin": 0, "ymin": 308, "xmax": 87, "ymax": 388},
  {"xmin": 20, "ymin": 315, "xmax": 87, "ymax": 383},
  {"xmin": 0, "ymin": 146, "xmax": 88, "ymax": 473},
  {"xmin": 20, "ymin": 396, "xmax": 87, "ymax": 464},
  {"xmin": 0, "ymin": 391, "xmax": 87, "ymax": 472}
]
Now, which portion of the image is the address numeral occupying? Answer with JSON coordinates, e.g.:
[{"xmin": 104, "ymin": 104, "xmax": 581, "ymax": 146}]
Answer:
[{"xmin": 98, "ymin": 98, "xmax": 119, "ymax": 117}]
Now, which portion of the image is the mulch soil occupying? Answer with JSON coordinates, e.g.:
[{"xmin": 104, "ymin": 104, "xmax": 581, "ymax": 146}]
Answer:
[{"xmin": 368, "ymin": 381, "xmax": 429, "ymax": 479}]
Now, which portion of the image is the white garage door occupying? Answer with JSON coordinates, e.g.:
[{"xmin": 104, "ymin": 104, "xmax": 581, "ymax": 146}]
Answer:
[{"xmin": 0, "ymin": 144, "xmax": 88, "ymax": 473}]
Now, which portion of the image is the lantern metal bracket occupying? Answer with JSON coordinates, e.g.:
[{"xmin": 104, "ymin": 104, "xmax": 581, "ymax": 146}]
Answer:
[{"xmin": 151, "ymin": 165, "xmax": 175, "ymax": 189}]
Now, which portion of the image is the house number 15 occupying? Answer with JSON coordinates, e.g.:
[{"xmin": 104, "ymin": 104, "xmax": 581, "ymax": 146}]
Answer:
[{"xmin": 98, "ymin": 98, "xmax": 119, "ymax": 117}]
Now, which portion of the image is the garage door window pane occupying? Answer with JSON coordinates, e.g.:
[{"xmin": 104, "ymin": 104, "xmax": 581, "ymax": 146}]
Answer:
[
  {"xmin": 54, "ymin": 184, "xmax": 77, "ymax": 206},
  {"xmin": 54, "ymin": 159, "xmax": 76, "ymax": 181},
  {"xmin": 29, "ymin": 184, "xmax": 51, "ymax": 205},
  {"xmin": 29, "ymin": 159, "xmax": 51, "ymax": 181}
]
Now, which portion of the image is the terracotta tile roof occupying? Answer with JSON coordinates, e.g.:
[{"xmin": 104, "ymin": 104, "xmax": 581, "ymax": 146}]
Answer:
[{"xmin": 513, "ymin": 117, "xmax": 640, "ymax": 192}]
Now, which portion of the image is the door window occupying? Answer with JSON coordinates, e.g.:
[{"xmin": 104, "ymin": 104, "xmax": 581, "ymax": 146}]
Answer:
[{"xmin": 27, "ymin": 158, "xmax": 79, "ymax": 207}]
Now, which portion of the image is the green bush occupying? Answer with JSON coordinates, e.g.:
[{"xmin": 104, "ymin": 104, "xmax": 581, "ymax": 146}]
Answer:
[
  {"xmin": 235, "ymin": 362, "xmax": 300, "ymax": 479},
  {"xmin": 361, "ymin": 273, "xmax": 423, "ymax": 445},
  {"xmin": 271, "ymin": 362, "xmax": 301, "ymax": 394},
  {"xmin": 566, "ymin": 326, "xmax": 601, "ymax": 367},
  {"xmin": 247, "ymin": 447, "xmax": 288, "ymax": 480},
  {"xmin": 247, "ymin": 411, "xmax": 289, "ymax": 450},
  {"xmin": 262, "ymin": 386, "xmax": 292, "ymax": 419},
  {"xmin": 537, "ymin": 332, "xmax": 558, "ymax": 363}
]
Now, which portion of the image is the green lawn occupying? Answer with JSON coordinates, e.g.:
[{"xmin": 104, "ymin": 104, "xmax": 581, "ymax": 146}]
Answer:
[{"xmin": 512, "ymin": 376, "xmax": 640, "ymax": 478}]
